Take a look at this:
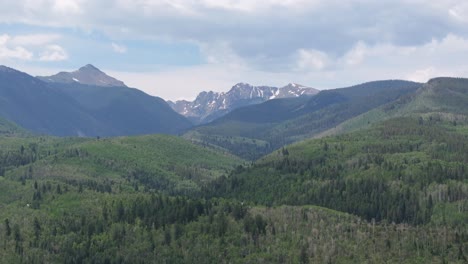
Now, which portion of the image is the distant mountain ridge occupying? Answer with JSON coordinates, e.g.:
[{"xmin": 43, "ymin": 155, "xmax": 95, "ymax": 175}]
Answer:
[
  {"xmin": 169, "ymin": 82, "xmax": 319, "ymax": 124},
  {"xmin": 0, "ymin": 65, "xmax": 191, "ymax": 137},
  {"xmin": 37, "ymin": 64, "xmax": 127, "ymax": 87},
  {"xmin": 185, "ymin": 80, "xmax": 422, "ymax": 160},
  {"xmin": 321, "ymin": 77, "xmax": 468, "ymax": 137},
  {"xmin": 0, "ymin": 65, "xmax": 106, "ymax": 136}
]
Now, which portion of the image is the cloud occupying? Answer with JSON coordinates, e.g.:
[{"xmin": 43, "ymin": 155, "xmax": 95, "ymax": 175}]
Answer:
[
  {"xmin": 52, "ymin": 0, "xmax": 82, "ymax": 14},
  {"xmin": 449, "ymin": 2, "xmax": 468, "ymax": 22},
  {"xmin": 9, "ymin": 34, "xmax": 62, "ymax": 46},
  {"xmin": 39, "ymin": 45, "xmax": 68, "ymax": 61},
  {"xmin": 342, "ymin": 42, "xmax": 367, "ymax": 66},
  {"xmin": 2, "ymin": 0, "xmax": 468, "ymax": 100},
  {"xmin": 198, "ymin": 0, "xmax": 313, "ymax": 12},
  {"xmin": 0, "ymin": 33, "xmax": 68, "ymax": 62},
  {"xmin": 107, "ymin": 33, "xmax": 468, "ymax": 101},
  {"xmin": 406, "ymin": 67, "xmax": 438, "ymax": 83},
  {"xmin": 0, "ymin": 34, "xmax": 33, "ymax": 60},
  {"xmin": 295, "ymin": 49, "xmax": 329, "ymax": 71},
  {"xmin": 111, "ymin": 42, "xmax": 127, "ymax": 54},
  {"xmin": 1, "ymin": 0, "xmax": 467, "ymax": 71}
]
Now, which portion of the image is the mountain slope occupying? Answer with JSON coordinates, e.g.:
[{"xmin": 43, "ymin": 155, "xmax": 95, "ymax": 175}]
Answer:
[
  {"xmin": 0, "ymin": 79, "xmax": 466, "ymax": 263},
  {"xmin": 0, "ymin": 66, "xmax": 107, "ymax": 136},
  {"xmin": 206, "ymin": 79, "xmax": 468, "ymax": 224},
  {"xmin": 2, "ymin": 133, "xmax": 243, "ymax": 196},
  {"xmin": 0, "ymin": 117, "xmax": 30, "ymax": 137},
  {"xmin": 207, "ymin": 116, "xmax": 468, "ymax": 226},
  {"xmin": 186, "ymin": 80, "xmax": 421, "ymax": 159},
  {"xmin": 0, "ymin": 65, "xmax": 193, "ymax": 137},
  {"xmin": 170, "ymin": 83, "xmax": 318, "ymax": 124},
  {"xmin": 322, "ymin": 77, "xmax": 468, "ymax": 137},
  {"xmin": 48, "ymin": 82, "xmax": 193, "ymax": 136},
  {"xmin": 38, "ymin": 64, "xmax": 127, "ymax": 87}
]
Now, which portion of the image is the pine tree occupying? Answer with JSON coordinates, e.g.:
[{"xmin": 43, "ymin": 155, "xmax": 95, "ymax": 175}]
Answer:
[
  {"xmin": 4, "ymin": 219, "xmax": 11, "ymax": 237},
  {"xmin": 33, "ymin": 217, "xmax": 41, "ymax": 240}
]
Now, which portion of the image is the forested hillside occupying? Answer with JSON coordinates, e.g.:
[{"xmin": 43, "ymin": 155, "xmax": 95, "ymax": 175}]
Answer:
[
  {"xmin": 0, "ymin": 78, "xmax": 467, "ymax": 263},
  {"xmin": 207, "ymin": 117, "xmax": 468, "ymax": 224},
  {"xmin": 0, "ymin": 117, "xmax": 29, "ymax": 137},
  {"xmin": 0, "ymin": 120, "xmax": 466, "ymax": 263},
  {"xmin": 0, "ymin": 134, "xmax": 242, "ymax": 197},
  {"xmin": 323, "ymin": 77, "xmax": 468, "ymax": 137},
  {"xmin": 185, "ymin": 80, "xmax": 421, "ymax": 160}
]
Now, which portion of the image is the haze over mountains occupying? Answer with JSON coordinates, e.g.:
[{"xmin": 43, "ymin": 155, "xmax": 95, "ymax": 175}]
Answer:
[
  {"xmin": 0, "ymin": 63, "xmax": 463, "ymax": 159},
  {"xmin": 0, "ymin": 63, "xmax": 434, "ymax": 150},
  {"xmin": 1, "ymin": 64, "xmax": 467, "ymax": 263},
  {"xmin": 3, "ymin": 1, "xmax": 468, "ymax": 262},
  {"xmin": 0, "ymin": 65, "xmax": 191, "ymax": 137},
  {"xmin": 0, "ymin": 64, "xmax": 323, "ymax": 137},
  {"xmin": 186, "ymin": 80, "xmax": 422, "ymax": 159}
]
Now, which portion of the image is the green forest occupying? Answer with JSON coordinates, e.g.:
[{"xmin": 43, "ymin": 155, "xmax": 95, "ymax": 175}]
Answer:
[{"xmin": 1, "ymin": 78, "xmax": 468, "ymax": 263}]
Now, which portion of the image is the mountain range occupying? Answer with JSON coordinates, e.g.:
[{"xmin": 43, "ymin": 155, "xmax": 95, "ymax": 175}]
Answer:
[
  {"xmin": 169, "ymin": 83, "xmax": 319, "ymax": 124},
  {"xmin": 0, "ymin": 65, "xmax": 467, "ymax": 263},
  {"xmin": 0, "ymin": 64, "xmax": 324, "ymax": 137},
  {"xmin": 0, "ymin": 64, "xmax": 424, "ymax": 151},
  {"xmin": 185, "ymin": 80, "xmax": 422, "ymax": 159},
  {"xmin": 0, "ymin": 65, "xmax": 191, "ymax": 137}
]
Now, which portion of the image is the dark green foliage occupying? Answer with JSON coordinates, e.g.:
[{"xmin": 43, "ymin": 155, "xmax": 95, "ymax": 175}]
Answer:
[
  {"xmin": 186, "ymin": 80, "xmax": 420, "ymax": 160},
  {"xmin": 0, "ymin": 77, "xmax": 467, "ymax": 263},
  {"xmin": 4, "ymin": 219, "xmax": 11, "ymax": 237},
  {"xmin": 33, "ymin": 217, "xmax": 41, "ymax": 240},
  {"xmin": 206, "ymin": 117, "xmax": 468, "ymax": 225},
  {"xmin": 0, "ymin": 133, "xmax": 242, "ymax": 197},
  {"xmin": 0, "ymin": 117, "xmax": 29, "ymax": 137}
]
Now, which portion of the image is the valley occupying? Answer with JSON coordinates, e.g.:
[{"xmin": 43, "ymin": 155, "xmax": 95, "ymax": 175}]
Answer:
[{"xmin": 0, "ymin": 67, "xmax": 467, "ymax": 263}]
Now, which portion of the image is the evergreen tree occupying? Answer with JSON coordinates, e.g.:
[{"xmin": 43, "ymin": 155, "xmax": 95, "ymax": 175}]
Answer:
[
  {"xmin": 4, "ymin": 219, "xmax": 11, "ymax": 237},
  {"xmin": 33, "ymin": 217, "xmax": 41, "ymax": 239}
]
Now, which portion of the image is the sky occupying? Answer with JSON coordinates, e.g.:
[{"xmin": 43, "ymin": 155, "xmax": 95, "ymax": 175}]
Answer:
[{"xmin": 1, "ymin": 0, "xmax": 468, "ymax": 101}]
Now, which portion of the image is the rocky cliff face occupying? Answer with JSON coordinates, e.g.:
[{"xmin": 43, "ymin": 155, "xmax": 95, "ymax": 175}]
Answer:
[{"xmin": 169, "ymin": 82, "xmax": 319, "ymax": 124}]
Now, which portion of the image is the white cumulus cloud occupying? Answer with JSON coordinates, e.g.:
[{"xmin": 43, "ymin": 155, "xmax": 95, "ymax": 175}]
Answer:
[
  {"xmin": 0, "ymin": 33, "xmax": 68, "ymax": 62},
  {"xmin": 39, "ymin": 45, "xmax": 68, "ymax": 61},
  {"xmin": 3, "ymin": 0, "xmax": 468, "ymax": 100},
  {"xmin": 295, "ymin": 49, "xmax": 329, "ymax": 71},
  {"xmin": 0, "ymin": 34, "xmax": 34, "ymax": 60}
]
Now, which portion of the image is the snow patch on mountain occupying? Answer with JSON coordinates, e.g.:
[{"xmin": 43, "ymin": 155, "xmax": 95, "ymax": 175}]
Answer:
[
  {"xmin": 169, "ymin": 82, "xmax": 319, "ymax": 124},
  {"xmin": 37, "ymin": 64, "xmax": 127, "ymax": 87}
]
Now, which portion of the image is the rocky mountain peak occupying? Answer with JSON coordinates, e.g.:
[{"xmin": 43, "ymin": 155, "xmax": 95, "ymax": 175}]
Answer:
[
  {"xmin": 79, "ymin": 64, "xmax": 100, "ymax": 72},
  {"xmin": 170, "ymin": 82, "xmax": 319, "ymax": 124},
  {"xmin": 37, "ymin": 64, "xmax": 127, "ymax": 87}
]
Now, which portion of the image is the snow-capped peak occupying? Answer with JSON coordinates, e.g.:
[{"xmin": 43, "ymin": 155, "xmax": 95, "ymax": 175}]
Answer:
[{"xmin": 169, "ymin": 82, "xmax": 319, "ymax": 125}]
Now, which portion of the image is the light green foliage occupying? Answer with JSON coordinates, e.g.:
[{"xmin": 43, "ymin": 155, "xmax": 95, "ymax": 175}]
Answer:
[
  {"xmin": 0, "ymin": 117, "xmax": 30, "ymax": 137},
  {"xmin": 210, "ymin": 117, "xmax": 468, "ymax": 226},
  {"xmin": 1, "ymin": 77, "xmax": 468, "ymax": 263},
  {"xmin": 323, "ymin": 77, "xmax": 468, "ymax": 137},
  {"xmin": 186, "ymin": 80, "xmax": 420, "ymax": 160},
  {"xmin": 2, "ymin": 134, "xmax": 243, "ymax": 197}
]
